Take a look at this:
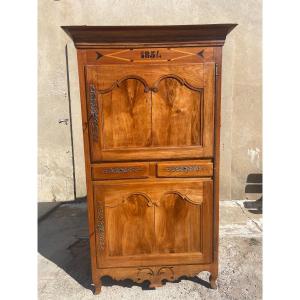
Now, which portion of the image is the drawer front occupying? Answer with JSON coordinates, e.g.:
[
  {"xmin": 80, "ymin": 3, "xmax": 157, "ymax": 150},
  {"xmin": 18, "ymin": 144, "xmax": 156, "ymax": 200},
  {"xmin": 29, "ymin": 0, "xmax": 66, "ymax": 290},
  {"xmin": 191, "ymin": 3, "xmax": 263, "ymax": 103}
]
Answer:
[
  {"xmin": 92, "ymin": 162, "xmax": 149, "ymax": 180},
  {"xmin": 157, "ymin": 160, "xmax": 213, "ymax": 178}
]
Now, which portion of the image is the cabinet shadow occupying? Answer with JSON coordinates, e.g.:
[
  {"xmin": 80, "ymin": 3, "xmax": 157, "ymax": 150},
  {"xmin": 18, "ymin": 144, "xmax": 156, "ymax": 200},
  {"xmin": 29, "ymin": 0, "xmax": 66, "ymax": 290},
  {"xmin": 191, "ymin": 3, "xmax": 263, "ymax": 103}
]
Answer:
[{"xmin": 38, "ymin": 199, "xmax": 93, "ymax": 291}]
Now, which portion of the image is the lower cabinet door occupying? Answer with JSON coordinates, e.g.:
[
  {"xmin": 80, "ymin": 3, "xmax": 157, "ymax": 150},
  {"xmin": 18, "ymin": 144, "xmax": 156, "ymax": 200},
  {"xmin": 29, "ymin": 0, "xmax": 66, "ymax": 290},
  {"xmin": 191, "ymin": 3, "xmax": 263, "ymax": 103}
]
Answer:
[{"xmin": 93, "ymin": 179, "xmax": 213, "ymax": 268}]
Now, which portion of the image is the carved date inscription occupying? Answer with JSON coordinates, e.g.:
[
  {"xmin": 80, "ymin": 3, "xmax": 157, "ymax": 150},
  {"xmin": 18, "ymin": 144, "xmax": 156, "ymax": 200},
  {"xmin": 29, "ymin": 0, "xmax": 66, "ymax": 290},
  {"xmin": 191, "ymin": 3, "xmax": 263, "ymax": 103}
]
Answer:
[{"xmin": 140, "ymin": 50, "xmax": 161, "ymax": 59}]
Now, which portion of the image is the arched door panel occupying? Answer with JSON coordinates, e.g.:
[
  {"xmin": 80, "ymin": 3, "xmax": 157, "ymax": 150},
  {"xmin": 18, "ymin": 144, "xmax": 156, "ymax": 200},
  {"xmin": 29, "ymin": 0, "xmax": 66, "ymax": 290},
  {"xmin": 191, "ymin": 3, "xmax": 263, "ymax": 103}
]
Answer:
[
  {"xmin": 94, "ymin": 179, "xmax": 213, "ymax": 268},
  {"xmin": 85, "ymin": 63, "xmax": 214, "ymax": 162}
]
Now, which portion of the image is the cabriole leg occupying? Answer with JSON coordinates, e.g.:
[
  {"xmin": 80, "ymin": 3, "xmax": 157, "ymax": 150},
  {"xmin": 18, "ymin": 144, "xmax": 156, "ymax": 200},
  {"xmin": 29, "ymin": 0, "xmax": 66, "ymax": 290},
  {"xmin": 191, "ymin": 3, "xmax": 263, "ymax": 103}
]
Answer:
[
  {"xmin": 93, "ymin": 278, "xmax": 102, "ymax": 295},
  {"xmin": 209, "ymin": 273, "xmax": 217, "ymax": 289}
]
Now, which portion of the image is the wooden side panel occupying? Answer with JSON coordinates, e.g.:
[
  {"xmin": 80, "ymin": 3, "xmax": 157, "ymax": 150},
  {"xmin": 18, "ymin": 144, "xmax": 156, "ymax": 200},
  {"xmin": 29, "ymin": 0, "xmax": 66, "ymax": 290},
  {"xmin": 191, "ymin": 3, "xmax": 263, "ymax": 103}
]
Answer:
[
  {"xmin": 76, "ymin": 49, "xmax": 100, "ymax": 288},
  {"xmin": 211, "ymin": 46, "xmax": 223, "ymax": 279},
  {"xmin": 203, "ymin": 63, "xmax": 215, "ymax": 152},
  {"xmin": 152, "ymin": 78, "xmax": 202, "ymax": 147},
  {"xmin": 101, "ymin": 79, "xmax": 151, "ymax": 149}
]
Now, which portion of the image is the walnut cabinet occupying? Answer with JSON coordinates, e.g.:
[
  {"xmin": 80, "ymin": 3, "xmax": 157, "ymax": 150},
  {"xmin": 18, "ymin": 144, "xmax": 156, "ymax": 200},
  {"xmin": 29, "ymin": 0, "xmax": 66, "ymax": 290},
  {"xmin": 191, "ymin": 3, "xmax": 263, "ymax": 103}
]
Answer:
[{"xmin": 62, "ymin": 24, "xmax": 236, "ymax": 294}]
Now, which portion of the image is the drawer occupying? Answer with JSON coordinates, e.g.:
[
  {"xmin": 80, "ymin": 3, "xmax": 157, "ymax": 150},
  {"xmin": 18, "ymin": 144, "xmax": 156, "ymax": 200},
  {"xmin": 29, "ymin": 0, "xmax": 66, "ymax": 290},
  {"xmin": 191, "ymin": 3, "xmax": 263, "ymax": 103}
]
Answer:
[
  {"xmin": 92, "ymin": 162, "xmax": 149, "ymax": 180},
  {"xmin": 157, "ymin": 160, "xmax": 213, "ymax": 178}
]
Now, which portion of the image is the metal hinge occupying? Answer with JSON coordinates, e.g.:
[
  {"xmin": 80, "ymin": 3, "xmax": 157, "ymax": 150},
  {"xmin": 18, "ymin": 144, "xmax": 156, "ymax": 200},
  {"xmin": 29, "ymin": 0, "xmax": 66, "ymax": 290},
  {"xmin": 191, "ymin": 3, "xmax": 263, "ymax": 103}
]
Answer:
[{"xmin": 215, "ymin": 63, "xmax": 220, "ymax": 76}]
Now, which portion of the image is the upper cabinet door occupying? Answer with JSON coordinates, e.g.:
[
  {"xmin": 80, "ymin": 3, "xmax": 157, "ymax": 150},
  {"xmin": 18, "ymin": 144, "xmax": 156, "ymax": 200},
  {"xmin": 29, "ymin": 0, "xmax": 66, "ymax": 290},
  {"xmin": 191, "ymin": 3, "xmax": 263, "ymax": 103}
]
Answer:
[
  {"xmin": 152, "ymin": 74, "xmax": 203, "ymax": 148},
  {"xmin": 85, "ymin": 48, "xmax": 215, "ymax": 162}
]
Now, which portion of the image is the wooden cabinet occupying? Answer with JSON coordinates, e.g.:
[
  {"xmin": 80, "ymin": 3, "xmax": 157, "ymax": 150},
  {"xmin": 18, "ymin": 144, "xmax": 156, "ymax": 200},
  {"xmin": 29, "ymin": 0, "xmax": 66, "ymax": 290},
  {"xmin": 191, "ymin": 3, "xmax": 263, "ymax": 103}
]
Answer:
[{"xmin": 62, "ymin": 24, "xmax": 236, "ymax": 294}]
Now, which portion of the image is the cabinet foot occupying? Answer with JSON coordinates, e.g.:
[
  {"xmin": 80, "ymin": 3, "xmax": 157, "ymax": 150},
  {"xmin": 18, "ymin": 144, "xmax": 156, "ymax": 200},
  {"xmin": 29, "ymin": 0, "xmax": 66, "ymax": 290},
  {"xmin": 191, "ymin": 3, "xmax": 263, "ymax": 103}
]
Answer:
[
  {"xmin": 209, "ymin": 273, "xmax": 217, "ymax": 289},
  {"xmin": 149, "ymin": 281, "xmax": 163, "ymax": 289},
  {"xmin": 93, "ymin": 279, "xmax": 102, "ymax": 295}
]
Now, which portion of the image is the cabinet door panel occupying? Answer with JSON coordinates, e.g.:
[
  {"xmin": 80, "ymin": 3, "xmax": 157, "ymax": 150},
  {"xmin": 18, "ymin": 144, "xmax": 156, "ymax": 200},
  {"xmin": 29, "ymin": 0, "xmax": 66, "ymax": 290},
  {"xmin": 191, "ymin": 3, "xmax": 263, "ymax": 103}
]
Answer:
[
  {"xmin": 94, "ymin": 179, "xmax": 213, "ymax": 268},
  {"xmin": 105, "ymin": 194, "xmax": 155, "ymax": 256},
  {"xmin": 102, "ymin": 79, "xmax": 151, "ymax": 149},
  {"xmin": 155, "ymin": 193, "xmax": 201, "ymax": 253},
  {"xmin": 152, "ymin": 78, "xmax": 202, "ymax": 147},
  {"xmin": 86, "ymin": 61, "xmax": 215, "ymax": 162}
]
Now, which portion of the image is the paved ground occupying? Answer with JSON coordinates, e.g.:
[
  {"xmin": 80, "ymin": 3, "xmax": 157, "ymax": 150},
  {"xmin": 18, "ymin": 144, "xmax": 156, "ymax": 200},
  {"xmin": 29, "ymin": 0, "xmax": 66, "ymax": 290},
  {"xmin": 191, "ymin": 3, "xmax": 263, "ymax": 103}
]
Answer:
[{"xmin": 38, "ymin": 200, "xmax": 262, "ymax": 300}]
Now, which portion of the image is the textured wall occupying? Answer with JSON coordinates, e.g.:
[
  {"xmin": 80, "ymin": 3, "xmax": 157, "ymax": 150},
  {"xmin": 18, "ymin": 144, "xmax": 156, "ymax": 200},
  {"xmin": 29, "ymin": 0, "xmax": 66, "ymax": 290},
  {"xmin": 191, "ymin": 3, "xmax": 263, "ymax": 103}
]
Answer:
[{"xmin": 38, "ymin": 0, "xmax": 262, "ymax": 202}]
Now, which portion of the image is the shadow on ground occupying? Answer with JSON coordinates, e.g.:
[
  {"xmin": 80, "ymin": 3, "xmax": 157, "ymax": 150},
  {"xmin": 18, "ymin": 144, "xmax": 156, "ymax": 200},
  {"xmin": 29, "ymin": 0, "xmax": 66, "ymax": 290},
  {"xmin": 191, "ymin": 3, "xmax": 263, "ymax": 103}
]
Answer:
[
  {"xmin": 38, "ymin": 200, "xmax": 210, "ymax": 293},
  {"xmin": 38, "ymin": 200, "xmax": 92, "ymax": 291}
]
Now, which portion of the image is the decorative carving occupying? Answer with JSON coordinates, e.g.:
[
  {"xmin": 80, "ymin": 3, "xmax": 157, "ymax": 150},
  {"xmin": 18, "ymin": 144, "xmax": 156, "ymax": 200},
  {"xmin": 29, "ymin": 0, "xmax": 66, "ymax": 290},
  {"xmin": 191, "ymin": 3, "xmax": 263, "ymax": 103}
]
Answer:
[
  {"xmin": 96, "ymin": 51, "xmax": 103, "ymax": 60},
  {"xmin": 197, "ymin": 50, "xmax": 205, "ymax": 58},
  {"xmin": 140, "ymin": 50, "xmax": 162, "ymax": 59},
  {"xmin": 96, "ymin": 201, "xmax": 105, "ymax": 251},
  {"xmin": 103, "ymin": 166, "xmax": 143, "ymax": 174},
  {"xmin": 92, "ymin": 48, "xmax": 207, "ymax": 63},
  {"xmin": 157, "ymin": 266, "xmax": 175, "ymax": 278},
  {"xmin": 161, "ymin": 191, "xmax": 203, "ymax": 205},
  {"xmin": 97, "ymin": 75, "xmax": 150, "ymax": 94},
  {"xmin": 104, "ymin": 189, "xmax": 203, "ymax": 209},
  {"xmin": 105, "ymin": 192, "xmax": 157, "ymax": 208},
  {"xmin": 128, "ymin": 193, "xmax": 158, "ymax": 207},
  {"xmin": 97, "ymin": 265, "xmax": 216, "ymax": 290},
  {"xmin": 165, "ymin": 165, "xmax": 203, "ymax": 172},
  {"xmin": 136, "ymin": 266, "xmax": 174, "ymax": 287},
  {"xmin": 105, "ymin": 49, "xmax": 135, "ymax": 62},
  {"xmin": 151, "ymin": 74, "xmax": 204, "ymax": 93},
  {"xmin": 89, "ymin": 84, "xmax": 99, "ymax": 142},
  {"xmin": 136, "ymin": 267, "xmax": 154, "ymax": 281},
  {"xmin": 97, "ymin": 74, "xmax": 203, "ymax": 95}
]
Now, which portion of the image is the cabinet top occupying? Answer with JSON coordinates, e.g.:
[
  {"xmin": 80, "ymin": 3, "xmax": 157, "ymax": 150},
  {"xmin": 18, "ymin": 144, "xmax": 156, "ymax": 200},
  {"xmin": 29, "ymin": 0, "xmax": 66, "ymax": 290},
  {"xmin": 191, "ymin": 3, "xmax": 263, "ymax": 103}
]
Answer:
[{"xmin": 61, "ymin": 24, "xmax": 237, "ymax": 48}]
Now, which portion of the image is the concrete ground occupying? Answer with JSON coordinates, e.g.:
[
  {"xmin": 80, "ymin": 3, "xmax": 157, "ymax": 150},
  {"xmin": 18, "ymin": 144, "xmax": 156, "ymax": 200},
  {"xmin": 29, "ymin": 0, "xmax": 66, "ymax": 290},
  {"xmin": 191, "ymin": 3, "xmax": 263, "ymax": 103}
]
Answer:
[{"xmin": 38, "ymin": 200, "xmax": 262, "ymax": 300}]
